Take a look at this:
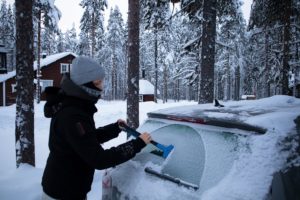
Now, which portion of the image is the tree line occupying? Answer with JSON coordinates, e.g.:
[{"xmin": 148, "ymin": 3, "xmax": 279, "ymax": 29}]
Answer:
[{"xmin": 2, "ymin": 0, "xmax": 299, "ymax": 102}]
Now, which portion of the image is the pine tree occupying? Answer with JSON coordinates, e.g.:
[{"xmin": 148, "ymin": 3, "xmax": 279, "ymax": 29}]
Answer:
[
  {"xmin": 127, "ymin": 0, "xmax": 140, "ymax": 129},
  {"xmin": 248, "ymin": 0, "xmax": 299, "ymax": 96},
  {"xmin": 0, "ymin": 2, "xmax": 15, "ymax": 71},
  {"xmin": 0, "ymin": 0, "xmax": 9, "ymax": 41},
  {"xmin": 178, "ymin": 17, "xmax": 202, "ymax": 102},
  {"xmin": 216, "ymin": 1, "xmax": 247, "ymax": 100},
  {"xmin": 33, "ymin": 0, "xmax": 61, "ymax": 103},
  {"xmin": 33, "ymin": 0, "xmax": 61, "ymax": 55},
  {"xmin": 104, "ymin": 6, "xmax": 126, "ymax": 100},
  {"xmin": 80, "ymin": 0, "xmax": 106, "ymax": 58},
  {"xmin": 78, "ymin": 31, "xmax": 90, "ymax": 56},
  {"xmin": 197, "ymin": 0, "xmax": 217, "ymax": 104},
  {"xmin": 15, "ymin": 0, "xmax": 35, "ymax": 167},
  {"xmin": 64, "ymin": 24, "xmax": 78, "ymax": 53},
  {"xmin": 41, "ymin": 27, "xmax": 57, "ymax": 55},
  {"xmin": 141, "ymin": 0, "xmax": 170, "ymax": 102},
  {"xmin": 169, "ymin": 14, "xmax": 199, "ymax": 102},
  {"xmin": 170, "ymin": 0, "xmax": 238, "ymax": 103},
  {"xmin": 56, "ymin": 30, "xmax": 65, "ymax": 53}
]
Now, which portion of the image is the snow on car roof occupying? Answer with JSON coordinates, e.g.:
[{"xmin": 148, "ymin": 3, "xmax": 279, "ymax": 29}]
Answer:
[{"xmin": 148, "ymin": 95, "xmax": 300, "ymax": 133}]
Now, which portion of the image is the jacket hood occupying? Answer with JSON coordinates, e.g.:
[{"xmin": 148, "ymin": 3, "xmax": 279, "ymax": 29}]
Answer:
[
  {"xmin": 60, "ymin": 75, "xmax": 99, "ymax": 103},
  {"xmin": 44, "ymin": 87, "xmax": 64, "ymax": 118},
  {"xmin": 44, "ymin": 76, "xmax": 99, "ymax": 118}
]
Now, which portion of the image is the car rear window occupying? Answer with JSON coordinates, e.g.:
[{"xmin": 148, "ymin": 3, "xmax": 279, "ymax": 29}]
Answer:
[
  {"xmin": 135, "ymin": 124, "xmax": 205, "ymax": 187},
  {"xmin": 134, "ymin": 121, "xmax": 239, "ymax": 191}
]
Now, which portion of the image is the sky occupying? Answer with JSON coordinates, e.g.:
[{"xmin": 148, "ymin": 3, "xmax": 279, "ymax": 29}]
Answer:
[
  {"xmin": 5, "ymin": 0, "xmax": 252, "ymax": 33},
  {"xmin": 55, "ymin": 0, "xmax": 128, "ymax": 32}
]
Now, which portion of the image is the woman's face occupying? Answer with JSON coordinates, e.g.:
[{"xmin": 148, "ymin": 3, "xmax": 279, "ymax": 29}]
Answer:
[{"xmin": 93, "ymin": 80, "xmax": 103, "ymax": 90}]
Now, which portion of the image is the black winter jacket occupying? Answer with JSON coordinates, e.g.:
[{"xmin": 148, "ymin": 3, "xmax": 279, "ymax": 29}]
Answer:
[{"xmin": 42, "ymin": 77, "xmax": 146, "ymax": 199}]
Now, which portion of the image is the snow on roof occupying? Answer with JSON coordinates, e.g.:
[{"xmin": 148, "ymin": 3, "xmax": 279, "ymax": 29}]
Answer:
[
  {"xmin": 241, "ymin": 95, "xmax": 256, "ymax": 100},
  {"xmin": 139, "ymin": 79, "xmax": 160, "ymax": 95},
  {"xmin": 0, "ymin": 52, "xmax": 76, "ymax": 83}
]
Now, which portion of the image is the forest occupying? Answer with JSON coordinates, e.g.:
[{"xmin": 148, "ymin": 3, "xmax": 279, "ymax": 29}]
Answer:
[{"xmin": 1, "ymin": 0, "xmax": 299, "ymax": 103}]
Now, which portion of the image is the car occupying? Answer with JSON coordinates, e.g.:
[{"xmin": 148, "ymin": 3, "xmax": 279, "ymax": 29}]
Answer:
[
  {"xmin": 101, "ymin": 102, "xmax": 269, "ymax": 200},
  {"xmin": 267, "ymin": 116, "xmax": 300, "ymax": 200},
  {"xmin": 102, "ymin": 97, "xmax": 300, "ymax": 200}
]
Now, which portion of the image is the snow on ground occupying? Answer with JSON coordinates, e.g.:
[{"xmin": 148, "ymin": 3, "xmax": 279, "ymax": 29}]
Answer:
[
  {"xmin": 0, "ymin": 99, "xmax": 196, "ymax": 200},
  {"xmin": 0, "ymin": 96, "xmax": 299, "ymax": 200}
]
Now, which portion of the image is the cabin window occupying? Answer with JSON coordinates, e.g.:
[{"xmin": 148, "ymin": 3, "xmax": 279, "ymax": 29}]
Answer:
[
  {"xmin": 60, "ymin": 63, "xmax": 70, "ymax": 74},
  {"xmin": 0, "ymin": 52, "xmax": 7, "ymax": 73},
  {"xmin": 139, "ymin": 95, "xmax": 143, "ymax": 102},
  {"xmin": 40, "ymin": 79, "xmax": 53, "ymax": 92},
  {"xmin": 11, "ymin": 84, "xmax": 16, "ymax": 93}
]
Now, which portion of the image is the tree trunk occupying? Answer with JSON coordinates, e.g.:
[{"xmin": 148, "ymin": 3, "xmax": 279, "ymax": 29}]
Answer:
[
  {"xmin": 15, "ymin": 0, "xmax": 35, "ymax": 167},
  {"xmin": 294, "ymin": 43, "xmax": 299, "ymax": 97},
  {"xmin": 112, "ymin": 41, "xmax": 117, "ymax": 100},
  {"xmin": 176, "ymin": 79, "xmax": 180, "ymax": 102},
  {"xmin": 226, "ymin": 50, "xmax": 231, "ymax": 100},
  {"xmin": 36, "ymin": 10, "xmax": 41, "ymax": 104},
  {"xmin": 281, "ymin": 0, "xmax": 291, "ymax": 95},
  {"xmin": 154, "ymin": 29, "xmax": 158, "ymax": 103},
  {"xmin": 127, "ymin": 0, "xmax": 140, "ymax": 129},
  {"xmin": 199, "ymin": 0, "xmax": 217, "ymax": 104},
  {"xmin": 163, "ymin": 64, "xmax": 167, "ymax": 103},
  {"xmin": 111, "ymin": 56, "xmax": 116, "ymax": 100},
  {"xmin": 217, "ymin": 71, "xmax": 223, "ymax": 100},
  {"xmin": 265, "ymin": 30, "xmax": 271, "ymax": 97},
  {"xmin": 91, "ymin": 12, "xmax": 95, "ymax": 58},
  {"xmin": 234, "ymin": 66, "xmax": 240, "ymax": 100}
]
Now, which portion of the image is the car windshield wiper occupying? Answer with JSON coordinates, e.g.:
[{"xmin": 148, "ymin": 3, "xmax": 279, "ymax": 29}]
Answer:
[{"xmin": 145, "ymin": 167, "xmax": 199, "ymax": 190}]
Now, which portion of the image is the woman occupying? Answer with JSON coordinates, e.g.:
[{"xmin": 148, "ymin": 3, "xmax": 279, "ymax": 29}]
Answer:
[{"xmin": 42, "ymin": 56, "xmax": 151, "ymax": 200}]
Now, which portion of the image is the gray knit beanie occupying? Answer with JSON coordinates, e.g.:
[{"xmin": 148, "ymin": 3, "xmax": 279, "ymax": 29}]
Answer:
[{"xmin": 70, "ymin": 56, "xmax": 105, "ymax": 85}]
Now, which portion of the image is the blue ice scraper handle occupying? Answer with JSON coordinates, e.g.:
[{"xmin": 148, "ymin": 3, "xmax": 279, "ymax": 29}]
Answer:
[{"xmin": 119, "ymin": 123, "xmax": 174, "ymax": 159}]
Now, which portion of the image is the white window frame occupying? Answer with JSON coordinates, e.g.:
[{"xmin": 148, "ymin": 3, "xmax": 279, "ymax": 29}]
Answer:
[
  {"xmin": 11, "ymin": 83, "xmax": 17, "ymax": 93},
  {"xmin": 139, "ymin": 94, "xmax": 143, "ymax": 102},
  {"xmin": 60, "ymin": 63, "xmax": 70, "ymax": 74},
  {"xmin": 40, "ymin": 79, "xmax": 53, "ymax": 92}
]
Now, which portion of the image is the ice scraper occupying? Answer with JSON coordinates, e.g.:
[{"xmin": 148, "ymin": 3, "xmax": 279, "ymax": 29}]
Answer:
[{"xmin": 119, "ymin": 123, "xmax": 174, "ymax": 159}]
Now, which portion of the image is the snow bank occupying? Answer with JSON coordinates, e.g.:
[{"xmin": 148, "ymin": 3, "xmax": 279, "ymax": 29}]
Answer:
[{"xmin": 0, "ymin": 164, "xmax": 43, "ymax": 200}]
